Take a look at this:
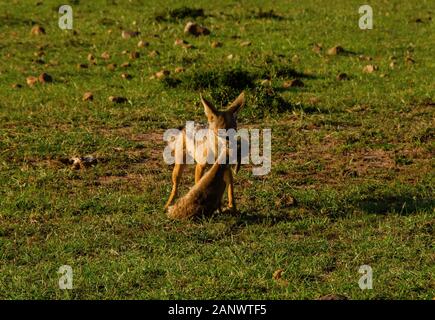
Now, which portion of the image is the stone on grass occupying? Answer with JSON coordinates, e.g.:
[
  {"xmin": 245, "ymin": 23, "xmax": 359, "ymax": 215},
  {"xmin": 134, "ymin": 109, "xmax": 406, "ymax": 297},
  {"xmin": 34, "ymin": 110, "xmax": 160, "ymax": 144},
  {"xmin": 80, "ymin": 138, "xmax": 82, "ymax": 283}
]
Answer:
[
  {"xmin": 283, "ymin": 79, "xmax": 304, "ymax": 88},
  {"xmin": 211, "ymin": 41, "xmax": 222, "ymax": 48},
  {"xmin": 129, "ymin": 51, "xmax": 140, "ymax": 59},
  {"xmin": 83, "ymin": 92, "xmax": 93, "ymax": 101},
  {"xmin": 121, "ymin": 30, "xmax": 140, "ymax": 39},
  {"xmin": 327, "ymin": 45, "xmax": 345, "ymax": 55},
  {"xmin": 137, "ymin": 40, "xmax": 149, "ymax": 48},
  {"xmin": 106, "ymin": 63, "xmax": 117, "ymax": 71},
  {"xmin": 148, "ymin": 50, "xmax": 159, "ymax": 57},
  {"xmin": 108, "ymin": 96, "xmax": 128, "ymax": 104},
  {"xmin": 312, "ymin": 43, "xmax": 322, "ymax": 53},
  {"xmin": 174, "ymin": 38, "xmax": 193, "ymax": 49},
  {"xmin": 155, "ymin": 70, "xmax": 170, "ymax": 79},
  {"xmin": 336, "ymin": 73, "xmax": 349, "ymax": 81},
  {"xmin": 184, "ymin": 21, "xmax": 210, "ymax": 36},
  {"xmin": 31, "ymin": 25, "xmax": 45, "ymax": 35},
  {"xmin": 38, "ymin": 72, "xmax": 52, "ymax": 83},
  {"xmin": 101, "ymin": 51, "xmax": 110, "ymax": 60},
  {"xmin": 363, "ymin": 64, "xmax": 377, "ymax": 73}
]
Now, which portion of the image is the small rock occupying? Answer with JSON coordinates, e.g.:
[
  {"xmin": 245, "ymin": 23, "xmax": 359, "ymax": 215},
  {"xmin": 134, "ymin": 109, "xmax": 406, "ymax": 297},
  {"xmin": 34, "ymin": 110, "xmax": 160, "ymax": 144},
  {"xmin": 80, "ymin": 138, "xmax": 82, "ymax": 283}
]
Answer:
[
  {"xmin": 33, "ymin": 51, "xmax": 44, "ymax": 57},
  {"xmin": 82, "ymin": 92, "xmax": 93, "ymax": 101},
  {"xmin": 38, "ymin": 72, "xmax": 52, "ymax": 83},
  {"xmin": 129, "ymin": 51, "xmax": 140, "ymax": 59},
  {"xmin": 106, "ymin": 63, "xmax": 117, "ymax": 71},
  {"xmin": 174, "ymin": 38, "xmax": 187, "ymax": 46},
  {"xmin": 121, "ymin": 30, "xmax": 140, "ymax": 39},
  {"xmin": 31, "ymin": 25, "xmax": 45, "ymax": 35},
  {"xmin": 283, "ymin": 79, "xmax": 304, "ymax": 88},
  {"xmin": 174, "ymin": 38, "xmax": 193, "ymax": 49},
  {"xmin": 33, "ymin": 59, "xmax": 45, "ymax": 65},
  {"xmin": 121, "ymin": 73, "xmax": 132, "ymax": 80},
  {"xmin": 363, "ymin": 64, "xmax": 377, "ymax": 73},
  {"xmin": 184, "ymin": 21, "xmax": 210, "ymax": 36},
  {"xmin": 137, "ymin": 40, "xmax": 149, "ymax": 48},
  {"xmin": 26, "ymin": 76, "xmax": 38, "ymax": 87},
  {"xmin": 80, "ymin": 156, "xmax": 98, "ymax": 167},
  {"xmin": 272, "ymin": 269, "xmax": 288, "ymax": 285},
  {"xmin": 309, "ymin": 97, "xmax": 320, "ymax": 104},
  {"xmin": 120, "ymin": 62, "xmax": 131, "ymax": 68},
  {"xmin": 121, "ymin": 50, "xmax": 129, "ymax": 55},
  {"xmin": 336, "ymin": 73, "xmax": 349, "ymax": 81},
  {"xmin": 327, "ymin": 45, "xmax": 345, "ymax": 55},
  {"xmin": 12, "ymin": 83, "xmax": 22, "ymax": 89},
  {"xmin": 148, "ymin": 50, "xmax": 159, "ymax": 58},
  {"xmin": 275, "ymin": 194, "xmax": 296, "ymax": 207},
  {"xmin": 155, "ymin": 70, "xmax": 170, "ymax": 79},
  {"xmin": 389, "ymin": 61, "xmax": 396, "ymax": 69},
  {"xmin": 260, "ymin": 79, "xmax": 271, "ymax": 86},
  {"xmin": 71, "ymin": 157, "xmax": 83, "ymax": 170},
  {"xmin": 108, "ymin": 96, "xmax": 128, "ymax": 104},
  {"xmin": 211, "ymin": 41, "xmax": 222, "ymax": 48},
  {"xmin": 87, "ymin": 54, "xmax": 95, "ymax": 61},
  {"xmin": 48, "ymin": 59, "xmax": 59, "ymax": 66},
  {"xmin": 174, "ymin": 67, "xmax": 185, "ymax": 73},
  {"xmin": 240, "ymin": 41, "xmax": 251, "ymax": 47},
  {"xmin": 227, "ymin": 54, "xmax": 234, "ymax": 60},
  {"xmin": 291, "ymin": 55, "xmax": 300, "ymax": 63},
  {"xmin": 71, "ymin": 156, "xmax": 97, "ymax": 170},
  {"xmin": 405, "ymin": 56, "xmax": 415, "ymax": 64},
  {"xmin": 101, "ymin": 51, "xmax": 110, "ymax": 60},
  {"xmin": 273, "ymin": 269, "xmax": 284, "ymax": 280},
  {"xmin": 312, "ymin": 43, "xmax": 322, "ymax": 53},
  {"xmin": 358, "ymin": 54, "xmax": 372, "ymax": 61}
]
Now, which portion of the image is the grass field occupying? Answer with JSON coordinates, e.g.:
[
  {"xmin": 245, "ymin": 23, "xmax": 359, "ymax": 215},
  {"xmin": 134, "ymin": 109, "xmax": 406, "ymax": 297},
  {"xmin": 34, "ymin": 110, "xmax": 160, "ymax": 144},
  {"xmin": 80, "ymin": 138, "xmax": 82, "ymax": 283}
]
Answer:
[{"xmin": 0, "ymin": 0, "xmax": 434, "ymax": 299}]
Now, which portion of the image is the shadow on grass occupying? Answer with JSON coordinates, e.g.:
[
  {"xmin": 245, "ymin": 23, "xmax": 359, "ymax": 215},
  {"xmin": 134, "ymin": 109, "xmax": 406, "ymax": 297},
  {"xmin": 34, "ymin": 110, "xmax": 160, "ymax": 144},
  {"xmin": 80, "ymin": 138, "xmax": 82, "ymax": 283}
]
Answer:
[
  {"xmin": 195, "ymin": 207, "xmax": 296, "ymax": 226},
  {"xmin": 154, "ymin": 6, "xmax": 206, "ymax": 22},
  {"xmin": 356, "ymin": 196, "xmax": 434, "ymax": 215},
  {"xmin": 195, "ymin": 194, "xmax": 434, "ymax": 227}
]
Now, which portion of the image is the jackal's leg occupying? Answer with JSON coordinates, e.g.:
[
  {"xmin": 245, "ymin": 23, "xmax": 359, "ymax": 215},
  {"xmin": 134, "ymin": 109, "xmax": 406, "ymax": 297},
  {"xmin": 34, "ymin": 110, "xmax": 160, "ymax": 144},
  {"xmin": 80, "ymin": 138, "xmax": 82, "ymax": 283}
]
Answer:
[
  {"xmin": 165, "ymin": 163, "xmax": 185, "ymax": 209},
  {"xmin": 194, "ymin": 164, "xmax": 206, "ymax": 184},
  {"xmin": 224, "ymin": 168, "xmax": 236, "ymax": 211}
]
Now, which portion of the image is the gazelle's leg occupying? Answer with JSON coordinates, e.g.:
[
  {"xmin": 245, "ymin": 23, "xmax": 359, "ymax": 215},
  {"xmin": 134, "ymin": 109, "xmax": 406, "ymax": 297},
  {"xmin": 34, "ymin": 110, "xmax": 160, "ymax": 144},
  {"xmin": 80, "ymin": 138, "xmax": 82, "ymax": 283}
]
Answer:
[
  {"xmin": 224, "ymin": 168, "xmax": 236, "ymax": 211},
  {"xmin": 164, "ymin": 163, "xmax": 185, "ymax": 209},
  {"xmin": 194, "ymin": 164, "xmax": 206, "ymax": 183}
]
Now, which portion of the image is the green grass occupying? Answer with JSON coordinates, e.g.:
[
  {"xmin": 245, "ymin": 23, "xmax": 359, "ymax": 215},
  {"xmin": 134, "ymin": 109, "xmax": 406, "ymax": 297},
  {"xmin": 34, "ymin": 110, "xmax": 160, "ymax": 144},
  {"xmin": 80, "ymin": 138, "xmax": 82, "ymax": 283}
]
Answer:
[{"xmin": 0, "ymin": 0, "xmax": 434, "ymax": 299}]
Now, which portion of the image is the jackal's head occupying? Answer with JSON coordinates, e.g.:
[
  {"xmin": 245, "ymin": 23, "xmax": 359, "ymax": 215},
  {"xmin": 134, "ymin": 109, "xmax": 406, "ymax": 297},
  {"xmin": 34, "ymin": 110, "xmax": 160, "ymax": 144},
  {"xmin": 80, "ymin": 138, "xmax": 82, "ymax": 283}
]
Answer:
[{"xmin": 200, "ymin": 91, "xmax": 245, "ymax": 134}]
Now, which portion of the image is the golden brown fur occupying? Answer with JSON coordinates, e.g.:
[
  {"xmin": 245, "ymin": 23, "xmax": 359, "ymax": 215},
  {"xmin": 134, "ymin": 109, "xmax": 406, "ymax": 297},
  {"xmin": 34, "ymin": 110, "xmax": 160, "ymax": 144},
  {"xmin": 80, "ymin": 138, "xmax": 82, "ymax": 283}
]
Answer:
[
  {"xmin": 164, "ymin": 92, "xmax": 245, "ymax": 211},
  {"xmin": 167, "ymin": 148, "xmax": 232, "ymax": 219}
]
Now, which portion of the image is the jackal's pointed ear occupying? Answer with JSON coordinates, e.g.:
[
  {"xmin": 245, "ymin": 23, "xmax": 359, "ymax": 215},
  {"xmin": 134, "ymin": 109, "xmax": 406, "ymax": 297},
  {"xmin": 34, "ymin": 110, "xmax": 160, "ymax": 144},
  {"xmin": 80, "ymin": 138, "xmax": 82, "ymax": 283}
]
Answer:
[
  {"xmin": 226, "ymin": 91, "xmax": 245, "ymax": 115},
  {"xmin": 200, "ymin": 94, "xmax": 218, "ymax": 119}
]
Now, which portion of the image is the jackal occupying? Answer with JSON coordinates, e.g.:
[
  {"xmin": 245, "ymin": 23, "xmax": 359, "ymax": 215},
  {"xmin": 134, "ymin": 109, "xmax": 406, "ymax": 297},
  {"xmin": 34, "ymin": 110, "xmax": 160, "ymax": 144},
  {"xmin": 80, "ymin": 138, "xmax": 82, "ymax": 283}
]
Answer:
[
  {"xmin": 167, "ymin": 140, "xmax": 233, "ymax": 219},
  {"xmin": 164, "ymin": 91, "xmax": 245, "ymax": 211}
]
